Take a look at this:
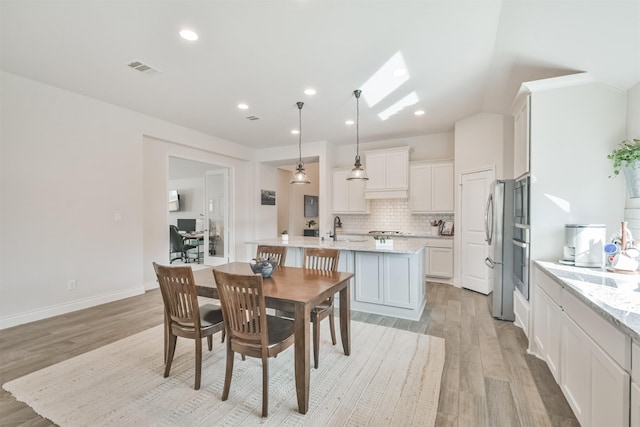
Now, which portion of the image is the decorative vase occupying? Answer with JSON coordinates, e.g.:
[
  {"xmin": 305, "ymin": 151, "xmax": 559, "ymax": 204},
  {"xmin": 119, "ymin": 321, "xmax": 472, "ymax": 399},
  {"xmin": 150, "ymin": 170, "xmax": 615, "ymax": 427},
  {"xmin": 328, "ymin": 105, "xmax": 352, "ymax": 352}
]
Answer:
[
  {"xmin": 282, "ymin": 234, "xmax": 289, "ymax": 241},
  {"xmin": 623, "ymin": 162, "xmax": 640, "ymax": 198}
]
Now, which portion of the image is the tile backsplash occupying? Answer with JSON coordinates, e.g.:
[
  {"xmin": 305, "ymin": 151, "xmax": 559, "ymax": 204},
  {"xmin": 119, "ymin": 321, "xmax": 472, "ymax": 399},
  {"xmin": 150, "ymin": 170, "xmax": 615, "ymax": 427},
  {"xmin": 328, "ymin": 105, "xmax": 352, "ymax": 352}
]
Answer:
[{"xmin": 336, "ymin": 199, "xmax": 454, "ymax": 235}]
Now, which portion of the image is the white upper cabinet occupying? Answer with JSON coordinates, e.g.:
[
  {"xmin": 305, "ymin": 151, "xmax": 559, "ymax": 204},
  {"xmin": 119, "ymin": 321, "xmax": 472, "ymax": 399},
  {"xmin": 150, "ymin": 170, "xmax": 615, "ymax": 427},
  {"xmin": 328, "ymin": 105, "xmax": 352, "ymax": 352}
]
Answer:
[
  {"xmin": 332, "ymin": 169, "xmax": 370, "ymax": 214},
  {"xmin": 363, "ymin": 147, "xmax": 410, "ymax": 199},
  {"xmin": 409, "ymin": 161, "xmax": 454, "ymax": 213},
  {"xmin": 513, "ymin": 94, "xmax": 530, "ymax": 179}
]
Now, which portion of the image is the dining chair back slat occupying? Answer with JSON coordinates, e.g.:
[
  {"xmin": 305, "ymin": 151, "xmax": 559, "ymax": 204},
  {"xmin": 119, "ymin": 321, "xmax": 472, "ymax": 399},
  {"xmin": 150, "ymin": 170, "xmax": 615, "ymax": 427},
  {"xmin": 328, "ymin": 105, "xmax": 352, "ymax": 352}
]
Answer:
[{"xmin": 257, "ymin": 245, "xmax": 288, "ymax": 267}]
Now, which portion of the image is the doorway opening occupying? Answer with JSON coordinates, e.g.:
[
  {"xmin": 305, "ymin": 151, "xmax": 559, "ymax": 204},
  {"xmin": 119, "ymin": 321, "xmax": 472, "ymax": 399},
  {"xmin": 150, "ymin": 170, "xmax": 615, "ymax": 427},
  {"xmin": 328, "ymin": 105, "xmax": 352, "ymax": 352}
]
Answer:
[
  {"xmin": 273, "ymin": 160, "xmax": 320, "ymax": 237},
  {"xmin": 169, "ymin": 156, "xmax": 230, "ymax": 266}
]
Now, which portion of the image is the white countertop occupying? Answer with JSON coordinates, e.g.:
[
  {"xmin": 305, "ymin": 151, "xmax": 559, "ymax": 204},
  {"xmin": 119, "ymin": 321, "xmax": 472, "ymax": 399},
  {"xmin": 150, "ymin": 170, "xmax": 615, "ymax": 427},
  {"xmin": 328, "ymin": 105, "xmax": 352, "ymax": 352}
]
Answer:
[
  {"xmin": 246, "ymin": 236, "xmax": 427, "ymax": 254},
  {"xmin": 535, "ymin": 260, "xmax": 640, "ymax": 341}
]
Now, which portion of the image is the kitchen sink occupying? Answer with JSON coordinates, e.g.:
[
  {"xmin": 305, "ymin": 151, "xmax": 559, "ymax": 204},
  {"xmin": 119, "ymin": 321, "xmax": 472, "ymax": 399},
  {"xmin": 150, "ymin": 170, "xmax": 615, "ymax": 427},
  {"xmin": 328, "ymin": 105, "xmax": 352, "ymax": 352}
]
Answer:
[{"xmin": 336, "ymin": 238, "xmax": 368, "ymax": 243}]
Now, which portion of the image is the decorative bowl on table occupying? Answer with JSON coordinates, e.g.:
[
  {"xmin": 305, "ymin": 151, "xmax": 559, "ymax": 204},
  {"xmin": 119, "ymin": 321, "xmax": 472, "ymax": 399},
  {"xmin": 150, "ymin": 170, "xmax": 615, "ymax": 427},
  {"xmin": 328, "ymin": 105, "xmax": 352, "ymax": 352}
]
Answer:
[{"xmin": 250, "ymin": 259, "xmax": 278, "ymax": 278}]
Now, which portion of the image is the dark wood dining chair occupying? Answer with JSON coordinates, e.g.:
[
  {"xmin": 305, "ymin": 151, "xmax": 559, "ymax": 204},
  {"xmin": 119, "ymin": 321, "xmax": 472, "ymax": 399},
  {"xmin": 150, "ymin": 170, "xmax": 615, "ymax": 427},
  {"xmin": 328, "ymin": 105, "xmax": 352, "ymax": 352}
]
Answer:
[
  {"xmin": 303, "ymin": 247, "xmax": 340, "ymax": 369},
  {"xmin": 212, "ymin": 268, "xmax": 295, "ymax": 417},
  {"xmin": 256, "ymin": 245, "xmax": 288, "ymax": 267},
  {"xmin": 152, "ymin": 262, "xmax": 224, "ymax": 390}
]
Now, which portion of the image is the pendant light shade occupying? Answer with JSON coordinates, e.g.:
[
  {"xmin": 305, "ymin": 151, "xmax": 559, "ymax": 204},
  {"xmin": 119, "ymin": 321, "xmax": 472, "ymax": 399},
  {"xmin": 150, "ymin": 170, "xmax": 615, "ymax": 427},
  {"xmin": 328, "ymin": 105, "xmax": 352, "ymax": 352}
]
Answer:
[
  {"xmin": 291, "ymin": 101, "xmax": 310, "ymax": 185},
  {"xmin": 347, "ymin": 89, "xmax": 369, "ymax": 181}
]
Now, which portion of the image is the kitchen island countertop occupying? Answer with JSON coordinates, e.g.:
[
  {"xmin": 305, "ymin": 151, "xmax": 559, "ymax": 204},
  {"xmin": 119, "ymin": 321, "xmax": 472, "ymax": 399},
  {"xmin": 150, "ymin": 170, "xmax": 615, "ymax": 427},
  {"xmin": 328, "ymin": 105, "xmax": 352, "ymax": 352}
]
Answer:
[
  {"xmin": 246, "ymin": 236, "xmax": 426, "ymax": 254},
  {"xmin": 536, "ymin": 260, "xmax": 640, "ymax": 341}
]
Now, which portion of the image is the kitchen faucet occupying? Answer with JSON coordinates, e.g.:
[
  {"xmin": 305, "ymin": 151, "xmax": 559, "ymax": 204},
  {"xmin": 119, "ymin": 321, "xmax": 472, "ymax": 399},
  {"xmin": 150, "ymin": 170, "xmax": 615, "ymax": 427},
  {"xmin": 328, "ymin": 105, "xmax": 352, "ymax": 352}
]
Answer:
[{"xmin": 332, "ymin": 216, "xmax": 342, "ymax": 241}]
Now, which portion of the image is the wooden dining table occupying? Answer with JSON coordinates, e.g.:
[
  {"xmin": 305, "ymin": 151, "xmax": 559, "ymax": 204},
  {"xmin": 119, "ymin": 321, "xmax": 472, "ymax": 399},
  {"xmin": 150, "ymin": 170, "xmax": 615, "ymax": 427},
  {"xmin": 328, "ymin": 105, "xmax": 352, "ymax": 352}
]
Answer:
[{"xmin": 192, "ymin": 262, "xmax": 354, "ymax": 414}]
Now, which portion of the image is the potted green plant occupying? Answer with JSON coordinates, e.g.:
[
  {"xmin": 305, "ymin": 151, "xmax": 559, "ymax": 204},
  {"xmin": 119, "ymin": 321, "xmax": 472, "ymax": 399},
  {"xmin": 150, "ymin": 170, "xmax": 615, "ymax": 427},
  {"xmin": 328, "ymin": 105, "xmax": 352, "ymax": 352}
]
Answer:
[
  {"xmin": 306, "ymin": 219, "xmax": 316, "ymax": 228},
  {"xmin": 608, "ymin": 138, "xmax": 640, "ymax": 197},
  {"xmin": 281, "ymin": 230, "xmax": 289, "ymax": 241},
  {"xmin": 373, "ymin": 234, "xmax": 393, "ymax": 248}
]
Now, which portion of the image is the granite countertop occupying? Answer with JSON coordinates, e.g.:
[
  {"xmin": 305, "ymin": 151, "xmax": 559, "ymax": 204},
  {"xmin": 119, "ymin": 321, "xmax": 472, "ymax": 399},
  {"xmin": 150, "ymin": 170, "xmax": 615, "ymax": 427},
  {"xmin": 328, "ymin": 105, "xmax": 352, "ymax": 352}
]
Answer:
[
  {"xmin": 535, "ymin": 260, "xmax": 640, "ymax": 341},
  {"xmin": 336, "ymin": 232, "xmax": 454, "ymax": 240},
  {"xmin": 246, "ymin": 236, "xmax": 427, "ymax": 254}
]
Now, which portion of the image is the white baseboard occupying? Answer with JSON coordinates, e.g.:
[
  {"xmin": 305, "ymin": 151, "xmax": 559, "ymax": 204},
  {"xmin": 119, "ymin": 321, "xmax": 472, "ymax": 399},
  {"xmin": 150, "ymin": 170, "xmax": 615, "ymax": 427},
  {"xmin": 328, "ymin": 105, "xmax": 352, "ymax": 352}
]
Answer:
[
  {"xmin": 144, "ymin": 281, "xmax": 159, "ymax": 291},
  {"xmin": 0, "ymin": 286, "xmax": 145, "ymax": 330},
  {"xmin": 426, "ymin": 275, "xmax": 454, "ymax": 285}
]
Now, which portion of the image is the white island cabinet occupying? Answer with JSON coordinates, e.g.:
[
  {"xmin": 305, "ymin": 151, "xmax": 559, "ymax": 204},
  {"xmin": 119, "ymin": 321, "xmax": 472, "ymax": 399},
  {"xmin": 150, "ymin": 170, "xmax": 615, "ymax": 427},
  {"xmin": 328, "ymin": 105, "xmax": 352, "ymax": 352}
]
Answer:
[
  {"xmin": 246, "ymin": 236, "xmax": 426, "ymax": 321},
  {"xmin": 353, "ymin": 250, "xmax": 424, "ymax": 317}
]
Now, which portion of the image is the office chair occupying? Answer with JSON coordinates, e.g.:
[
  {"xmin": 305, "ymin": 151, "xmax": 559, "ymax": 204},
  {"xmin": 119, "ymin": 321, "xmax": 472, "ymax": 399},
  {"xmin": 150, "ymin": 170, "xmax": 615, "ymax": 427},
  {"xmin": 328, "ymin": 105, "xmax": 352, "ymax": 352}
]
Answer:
[{"xmin": 169, "ymin": 225, "xmax": 197, "ymax": 263}]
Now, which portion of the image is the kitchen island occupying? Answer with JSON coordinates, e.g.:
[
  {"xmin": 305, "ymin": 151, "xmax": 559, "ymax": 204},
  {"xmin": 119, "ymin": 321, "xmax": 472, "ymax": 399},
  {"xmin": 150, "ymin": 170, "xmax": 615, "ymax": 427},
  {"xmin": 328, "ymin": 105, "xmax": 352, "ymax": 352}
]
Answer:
[{"xmin": 246, "ymin": 236, "xmax": 427, "ymax": 320}]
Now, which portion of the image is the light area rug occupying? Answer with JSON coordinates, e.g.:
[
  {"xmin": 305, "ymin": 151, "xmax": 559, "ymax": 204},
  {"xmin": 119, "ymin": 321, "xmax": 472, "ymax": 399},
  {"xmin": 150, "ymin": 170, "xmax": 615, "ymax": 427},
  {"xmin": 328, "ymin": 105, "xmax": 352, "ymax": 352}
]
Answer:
[{"xmin": 3, "ymin": 320, "xmax": 445, "ymax": 426}]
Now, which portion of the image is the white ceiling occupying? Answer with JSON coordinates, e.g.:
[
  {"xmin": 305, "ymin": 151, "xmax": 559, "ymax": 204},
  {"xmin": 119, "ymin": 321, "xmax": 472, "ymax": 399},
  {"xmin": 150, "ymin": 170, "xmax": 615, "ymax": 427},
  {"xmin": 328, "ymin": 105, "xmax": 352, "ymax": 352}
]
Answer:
[{"xmin": 1, "ymin": 0, "xmax": 638, "ymax": 150}]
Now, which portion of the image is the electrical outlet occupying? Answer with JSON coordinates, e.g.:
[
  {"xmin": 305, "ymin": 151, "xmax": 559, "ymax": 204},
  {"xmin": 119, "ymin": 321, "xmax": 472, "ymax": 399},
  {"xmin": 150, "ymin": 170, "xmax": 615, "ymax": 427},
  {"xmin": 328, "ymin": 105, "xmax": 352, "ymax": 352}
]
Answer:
[{"xmin": 67, "ymin": 280, "xmax": 77, "ymax": 290}]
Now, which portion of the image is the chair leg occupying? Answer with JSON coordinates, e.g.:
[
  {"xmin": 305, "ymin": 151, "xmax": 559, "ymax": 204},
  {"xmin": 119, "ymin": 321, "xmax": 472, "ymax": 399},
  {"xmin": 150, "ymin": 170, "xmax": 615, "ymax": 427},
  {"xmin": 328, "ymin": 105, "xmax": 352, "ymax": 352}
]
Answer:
[
  {"xmin": 313, "ymin": 317, "xmax": 320, "ymax": 369},
  {"xmin": 261, "ymin": 355, "xmax": 269, "ymax": 417},
  {"xmin": 329, "ymin": 310, "xmax": 337, "ymax": 346},
  {"xmin": 165, "ymin": 335, "xmax": 178, "ymax": 378},
  {"xmin": 222, "ymin": 340, "xmax": 234, "ymax": 401},
  {"xmin": 207, "ymin": 335, "xmax": 213, "ymax": 351},
  {"xmin": 163, "ymin": 316, "xmax": 169, "ymax": 364},
  {"xmin": 195, "ymin": 336, "xmax": 202, "ymax": 390}
]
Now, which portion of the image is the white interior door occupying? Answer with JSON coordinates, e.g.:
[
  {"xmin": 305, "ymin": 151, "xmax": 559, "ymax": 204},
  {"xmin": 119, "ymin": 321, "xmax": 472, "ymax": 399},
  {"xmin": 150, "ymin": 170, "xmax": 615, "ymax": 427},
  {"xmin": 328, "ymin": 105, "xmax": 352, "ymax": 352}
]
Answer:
[
  {"xmin": 204, "ymin": 169, "xmax": 229, "ymax": 266},
  {"xmin": 460, "ymin": 169, "xmax": 494, "ymax": 294}
]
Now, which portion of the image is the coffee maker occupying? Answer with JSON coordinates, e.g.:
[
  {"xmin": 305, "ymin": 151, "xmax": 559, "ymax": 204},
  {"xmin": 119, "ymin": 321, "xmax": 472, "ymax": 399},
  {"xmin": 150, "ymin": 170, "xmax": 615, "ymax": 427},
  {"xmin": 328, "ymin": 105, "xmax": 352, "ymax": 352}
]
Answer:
[{"xmin": 563, "ymin": 224, "xmax": 606, "ymax": 267}]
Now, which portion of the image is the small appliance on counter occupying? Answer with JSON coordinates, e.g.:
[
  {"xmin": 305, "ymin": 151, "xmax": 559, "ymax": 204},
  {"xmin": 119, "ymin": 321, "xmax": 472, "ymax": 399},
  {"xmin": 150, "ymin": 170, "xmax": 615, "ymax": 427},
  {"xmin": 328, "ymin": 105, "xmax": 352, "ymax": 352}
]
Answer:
[
  {"xmin": 561, "ymin": 224, "xmax": 606, "ymax": 268},
  {"xmin": 606, "ymin": 221, "xmax": 640, "ymax": 273}
]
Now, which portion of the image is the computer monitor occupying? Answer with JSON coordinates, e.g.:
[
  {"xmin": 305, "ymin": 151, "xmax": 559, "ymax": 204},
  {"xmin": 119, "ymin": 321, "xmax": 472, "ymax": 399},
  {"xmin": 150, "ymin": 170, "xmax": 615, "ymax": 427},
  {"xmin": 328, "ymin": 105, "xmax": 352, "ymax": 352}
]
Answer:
[{"xmin": 177, "ymin": 218, "xmax": 196, "ymax": 233}]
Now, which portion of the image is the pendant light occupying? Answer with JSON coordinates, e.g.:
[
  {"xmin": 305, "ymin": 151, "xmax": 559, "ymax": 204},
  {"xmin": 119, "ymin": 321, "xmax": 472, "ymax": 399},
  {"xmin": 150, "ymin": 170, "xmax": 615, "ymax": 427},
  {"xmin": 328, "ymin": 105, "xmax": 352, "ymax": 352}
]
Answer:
[
  {"xmin": 290, "ymin": 101, "xmax": 310, "ymax": 185},
  {"xmin": 346, "ymin": 89, "xmax": 369, "ymax": 181}
]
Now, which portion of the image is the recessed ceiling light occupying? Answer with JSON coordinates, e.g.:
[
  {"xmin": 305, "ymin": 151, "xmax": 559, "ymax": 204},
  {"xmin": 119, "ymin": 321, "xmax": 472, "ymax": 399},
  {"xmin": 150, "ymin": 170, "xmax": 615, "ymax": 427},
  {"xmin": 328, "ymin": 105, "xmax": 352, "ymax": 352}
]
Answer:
[
  {"xmin": 179, "ymin": 29, "xmax": 198, "ymax": 41},
  {"xmin": 345, "ymin": 120, "xmax": 355, "ymax": 125},
  {"xmin": 414, "ymin": 110, "xmax": 425, "ymax": 116},
  {"xmin": 304, "ymin": 88, "xmax": 316, "ymax": 95},
  {"xmin": 291, "ymin": 130, "xmax": 300, "ymax": 135},
  {"xmin": 237, "ymin": 103, "xmax": 249, "ymax": 110}
]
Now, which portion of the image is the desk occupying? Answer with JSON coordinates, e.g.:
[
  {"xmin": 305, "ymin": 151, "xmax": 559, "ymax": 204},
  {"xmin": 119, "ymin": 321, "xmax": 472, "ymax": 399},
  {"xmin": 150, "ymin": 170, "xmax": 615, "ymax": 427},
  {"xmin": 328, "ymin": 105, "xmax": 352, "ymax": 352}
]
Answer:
[
  {"xmin": 193, "ymin": 263, "xmax": 353, "ymax": 414},
  {"xmin": 182, "ymin": 232, "xmax": 204, "ymax": 263}
]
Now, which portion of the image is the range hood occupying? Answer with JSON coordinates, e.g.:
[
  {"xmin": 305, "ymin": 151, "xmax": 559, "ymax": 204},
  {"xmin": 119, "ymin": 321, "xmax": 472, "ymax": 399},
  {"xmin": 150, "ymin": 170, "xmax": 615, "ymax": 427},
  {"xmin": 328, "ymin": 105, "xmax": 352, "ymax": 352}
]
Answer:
[{"xmin": 362, "ymin": 147, "xmax": 411, "ymax": 200}]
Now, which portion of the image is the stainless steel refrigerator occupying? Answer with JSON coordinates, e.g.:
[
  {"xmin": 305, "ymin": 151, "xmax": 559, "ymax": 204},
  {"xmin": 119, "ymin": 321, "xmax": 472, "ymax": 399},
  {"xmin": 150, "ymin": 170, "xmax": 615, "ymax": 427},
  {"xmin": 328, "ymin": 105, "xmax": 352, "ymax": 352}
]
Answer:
[{"xmin": 484, "ymin": 179, "xmax": 515, "ymax": 321}]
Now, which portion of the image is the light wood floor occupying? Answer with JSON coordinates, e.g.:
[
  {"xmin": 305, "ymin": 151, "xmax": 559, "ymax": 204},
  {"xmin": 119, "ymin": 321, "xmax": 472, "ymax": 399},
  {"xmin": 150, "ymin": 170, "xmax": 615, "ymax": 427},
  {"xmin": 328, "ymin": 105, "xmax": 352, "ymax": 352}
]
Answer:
[{"xmin": 0, "ymin": 282, "xmax": 578, "ymax": 426}]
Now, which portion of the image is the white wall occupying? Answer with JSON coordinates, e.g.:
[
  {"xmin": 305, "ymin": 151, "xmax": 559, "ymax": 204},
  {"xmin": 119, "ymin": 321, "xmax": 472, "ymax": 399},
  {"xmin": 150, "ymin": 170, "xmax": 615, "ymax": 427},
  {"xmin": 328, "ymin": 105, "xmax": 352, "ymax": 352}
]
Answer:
[
  {"xmin": 627, "ymin": 81, "xmax": 640, "ymax": 139},
  {"xmin": 1, "ymin": 71, "xmax": 252, "ymax": 328},
  {"xmin": 168, "ymin": 178, "xmax": 204, "ymax": 227},
  {"xmin": 623, "ymin": 81, "xmax": 640, "ymax": 236},
  {"xmin": 530, "ymin": 81, "xmax": 626, "ymax": 262},
  {"xmin": 277, "ymin": 169, "xmax": 290, "ymax": 236},
  {"xmin": 453, "ymin": 112, "xmax": 511, "ymax": 287},
  {"xmin": 454, "ymin": 113, "xmax": 510, "ymax": 180}
]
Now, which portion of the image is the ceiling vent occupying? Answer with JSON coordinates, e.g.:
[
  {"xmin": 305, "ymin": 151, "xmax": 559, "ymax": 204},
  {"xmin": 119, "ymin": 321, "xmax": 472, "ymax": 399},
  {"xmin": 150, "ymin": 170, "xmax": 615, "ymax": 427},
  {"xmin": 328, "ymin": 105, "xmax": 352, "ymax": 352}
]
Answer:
[
  {"xmin": 127, "ymin": 60, "xmax": 161, "ymax": 75},
  {"xmin": 245, "ymin": 115, "xmax": 260, "ymax": 121}
]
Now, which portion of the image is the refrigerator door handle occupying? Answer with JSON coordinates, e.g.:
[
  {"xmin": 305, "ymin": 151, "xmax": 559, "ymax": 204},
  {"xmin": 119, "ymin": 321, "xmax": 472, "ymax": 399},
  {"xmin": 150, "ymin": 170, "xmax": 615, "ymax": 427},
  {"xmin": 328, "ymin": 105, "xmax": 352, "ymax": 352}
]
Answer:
[
  {"xmin": 484, "ymin": 193, "xmax": 494, "ymax": 245},
  {"xmin": 485, "ymin": 257, "xmax": 495, "ymax": 269}
]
